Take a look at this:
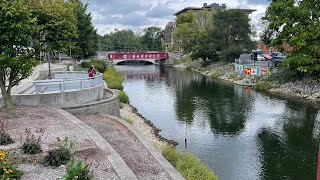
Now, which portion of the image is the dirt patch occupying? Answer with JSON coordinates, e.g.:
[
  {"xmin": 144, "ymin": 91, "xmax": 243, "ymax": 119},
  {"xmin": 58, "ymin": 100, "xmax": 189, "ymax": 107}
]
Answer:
[
  {"xmin": 76, "ymin": 114, "xmax": 172, "ymax": 180},
  {"xmin": 0, "ymin": 106, "xmax": 119, "ymax": 180}
]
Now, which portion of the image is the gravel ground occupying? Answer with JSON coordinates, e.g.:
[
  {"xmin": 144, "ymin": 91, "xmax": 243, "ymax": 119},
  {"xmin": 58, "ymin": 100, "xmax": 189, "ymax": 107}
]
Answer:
[
  {"xmin": 0, "ymin": 106, "xmax": 119, "ymax": 180},
  {"xmin": 76, "ymin": 114, "xmax": 172, "ymax": 180},
  {"xmin": 120, "ymin": 104, "xmax": 171, "ymax": 148}
]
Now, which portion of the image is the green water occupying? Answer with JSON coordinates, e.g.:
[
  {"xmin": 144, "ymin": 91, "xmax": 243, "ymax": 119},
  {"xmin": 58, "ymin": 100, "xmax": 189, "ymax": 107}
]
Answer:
[{"xmin": 116, "ymin": 65, "xmax": 320, "ymax": 180}]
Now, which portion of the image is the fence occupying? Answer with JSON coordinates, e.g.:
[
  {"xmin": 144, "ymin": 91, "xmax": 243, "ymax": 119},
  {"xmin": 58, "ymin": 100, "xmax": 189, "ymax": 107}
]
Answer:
[{"xmin": 33, "ymin": 72, "xmax": 103, "ymax": 94}]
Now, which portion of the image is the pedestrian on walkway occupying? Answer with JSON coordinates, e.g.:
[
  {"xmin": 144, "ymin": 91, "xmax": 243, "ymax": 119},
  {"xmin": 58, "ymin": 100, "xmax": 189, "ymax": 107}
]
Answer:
[{"xmin": 88, "ymin": 65, "xmax": 96, "ymax": 79}]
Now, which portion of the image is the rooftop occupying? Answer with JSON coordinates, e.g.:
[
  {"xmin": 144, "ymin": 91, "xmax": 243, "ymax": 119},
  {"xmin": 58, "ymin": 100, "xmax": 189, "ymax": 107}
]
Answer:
[{"xmin": 174, "ymin": 3, "xmax": 256, "ymax": 16}]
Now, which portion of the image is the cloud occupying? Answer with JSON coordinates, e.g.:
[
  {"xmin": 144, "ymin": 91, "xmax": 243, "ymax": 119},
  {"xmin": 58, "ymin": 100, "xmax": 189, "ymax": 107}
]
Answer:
[
  {"xmin": 82, "ymin": 0, "xmax": 270, "ymax": 35},
  {"xmin": 145, "ymin": 6, "xmax": 175, "ymax": 18}
]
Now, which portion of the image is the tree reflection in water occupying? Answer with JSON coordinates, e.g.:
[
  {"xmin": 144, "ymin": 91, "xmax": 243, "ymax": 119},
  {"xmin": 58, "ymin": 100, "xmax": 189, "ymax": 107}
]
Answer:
[
  {"xmin": 257, "ymin": 102, "xmax": 320, "ymax": 180},
  {"xmin": 175, "ymin": 76, "xmax": 253, "ymax": 135}
]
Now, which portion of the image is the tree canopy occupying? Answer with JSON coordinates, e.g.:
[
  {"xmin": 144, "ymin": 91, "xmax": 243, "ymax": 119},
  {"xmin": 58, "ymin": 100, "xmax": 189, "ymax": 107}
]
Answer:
[
  {"xmin": 209, "ymin": 10, "xmax": 254, "ymax": 62},
  {"xmin": 266, "ymin": 0, "xmax": 320, "ymax": 75},
  {"xmin": 0, "ymin": 0, "xmax": 88, "ymax": 117},
  {"xmin": 141, "ymin": 26, "xmax": 164, "ymax": 51}
]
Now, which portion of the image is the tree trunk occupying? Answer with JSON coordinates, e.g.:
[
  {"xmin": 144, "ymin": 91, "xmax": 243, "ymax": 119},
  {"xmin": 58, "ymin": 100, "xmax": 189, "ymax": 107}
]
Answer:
[{"xmin": 1, "ymin": 90, "xmax": 16, "ymax": 118}]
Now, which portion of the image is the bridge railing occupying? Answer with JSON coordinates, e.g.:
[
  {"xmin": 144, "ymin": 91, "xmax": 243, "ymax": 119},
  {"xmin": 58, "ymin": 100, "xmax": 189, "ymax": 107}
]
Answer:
[{"xmin": 33, "ymin": 71, "xmax": 103, "ymax": 94}]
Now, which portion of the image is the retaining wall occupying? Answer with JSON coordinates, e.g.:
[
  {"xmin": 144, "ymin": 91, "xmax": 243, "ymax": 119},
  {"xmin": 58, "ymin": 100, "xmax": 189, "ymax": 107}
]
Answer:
[
  {"xmin": 10, "ymin": 84, "xmax": 104, "ymax": 108},
  {"xmin": 64, "ymin": 89, "xmax": 120, "ymax": 117}
]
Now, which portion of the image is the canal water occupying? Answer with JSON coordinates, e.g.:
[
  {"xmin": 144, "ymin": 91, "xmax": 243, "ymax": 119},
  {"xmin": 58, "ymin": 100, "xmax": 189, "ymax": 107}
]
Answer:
[{"xmin": 116, "ymin": 65, "xmax": 320, "ymax": 180}]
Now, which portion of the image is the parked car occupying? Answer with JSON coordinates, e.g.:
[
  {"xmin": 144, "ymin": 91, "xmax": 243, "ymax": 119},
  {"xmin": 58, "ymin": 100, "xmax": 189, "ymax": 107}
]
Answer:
[
  {"xmin": 271, "ymin": 52, "xmax": 285, "ymax": 58},
  {"xmin": 257, "ymin": 55, "xmax": 265, "ymax": 61},
  {"xmin": 272, "ymin": 56, "xmax": 285, "ymax": 67},
  {"xmin": 261, "ymin": 54, "xmax": 273, "ymax": 61}
]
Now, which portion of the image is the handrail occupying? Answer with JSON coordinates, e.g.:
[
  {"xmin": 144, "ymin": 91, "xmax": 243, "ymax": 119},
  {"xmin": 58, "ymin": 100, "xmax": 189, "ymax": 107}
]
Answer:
[{"xmin": 33, "ymin": 72, "xmax": 103, "ymax": 94}]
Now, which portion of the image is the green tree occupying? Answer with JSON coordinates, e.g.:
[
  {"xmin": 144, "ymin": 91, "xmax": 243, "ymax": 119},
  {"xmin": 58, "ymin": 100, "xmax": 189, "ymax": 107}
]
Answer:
[
  {"xmin": 174, "ymin": 11, "xmax": 197, "ymax": 53},
  {"xmin": 101, "ymin": 29, "xmax": 142, "ymax": 52},
  {"xmin": 0, "ymin": 0, "xmax": 38, "ymax": 118},
  {"xmin": 70, "ymin": 0, "xmax": 98, "ymax": 59},
  {"xmin": 29, "ymin": 0, "xmax": 77, "ymax": 61},
  {"xmin": 209, "ymin": 10, "xmax": 255, "ymax": 62},
  {"xmin": 141, "ymin": 26, "xmax": 164, "ymax": 51},
  {"xmin": 266, "ymin": 0, "xmax": 320, "ymax": 75},
  {"xmin": 174, "ymin": 10, "xmax": 215, "ymax": 62}
]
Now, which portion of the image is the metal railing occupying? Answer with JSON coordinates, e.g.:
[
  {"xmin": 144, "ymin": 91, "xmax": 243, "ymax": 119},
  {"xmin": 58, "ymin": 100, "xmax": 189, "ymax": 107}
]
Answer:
[{"xmin": 33, "ymin": 72, "xmax": 103, "ymax": 94}]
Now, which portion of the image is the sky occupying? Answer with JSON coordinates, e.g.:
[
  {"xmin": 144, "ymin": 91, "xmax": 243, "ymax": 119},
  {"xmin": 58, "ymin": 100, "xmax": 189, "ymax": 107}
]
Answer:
[{"xmin": 82, "ymin": 0, "xmax": 270, "ymax": 36}]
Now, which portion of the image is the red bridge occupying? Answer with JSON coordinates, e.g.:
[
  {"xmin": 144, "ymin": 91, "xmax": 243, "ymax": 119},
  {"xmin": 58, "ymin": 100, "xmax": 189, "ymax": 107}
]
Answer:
[{"xmin": 107, "ymin": 52, "xmax": 169, "ymax": 65}]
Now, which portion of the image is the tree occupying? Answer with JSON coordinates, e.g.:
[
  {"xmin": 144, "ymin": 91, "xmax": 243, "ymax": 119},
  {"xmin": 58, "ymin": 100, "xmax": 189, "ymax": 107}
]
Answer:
[
  {"xmin": 209, "ymin": 10, "xmax": 255, "ymax": 62},
  {"xmin": 259, "ymin": 17, "xmax": 273, "ymax": 45},
  {"xmin": 70, "ymin": 0, "xmax": 98, "ymax": 59},
  {"xmin": 28, "ymin": 0, "xmax": 77, "ymax": 61},
  {"xmin": 101, "ymin": 29, "xmax": 142, "ymax": 52},
  {"xmin": 141, "ymin": 26, "xmax": 164, "ymax": 51},
  {"xmin": 0, "ymin": 0, "xmax": 38, "ymax": 118},
  {"xmin": 174, "ymin": 11, "xmax": 197, "ymax": 53},
  {"xmin": 266, "ymin": 0, "xmax": 320, "ymax": 75},
  {"xmin": 0, "ymin": 0, "xmax": 78, "ymax": 118}
]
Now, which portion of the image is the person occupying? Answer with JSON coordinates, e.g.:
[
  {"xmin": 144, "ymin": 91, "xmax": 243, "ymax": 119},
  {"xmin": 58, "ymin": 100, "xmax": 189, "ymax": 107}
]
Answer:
[{"xmin": 88, "ymin": 65, "xmax": 96, "ymax": 79}]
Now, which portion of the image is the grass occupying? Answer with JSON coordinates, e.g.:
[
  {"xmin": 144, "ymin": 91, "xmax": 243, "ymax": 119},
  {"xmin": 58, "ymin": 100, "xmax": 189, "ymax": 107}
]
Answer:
[
  {"xmin": 123, "ymin": 117, "xmax": 134, "ymax": 125},
  {"xmin": 211, "ymin": 70, "xmax": 224, "ymax": 80},
  {"xmin": 254, "ymin": 81, "xmax": 274, "ymax": 91},
  {"xmin": 119, "ymin": 102, "xmax": 124, "ymax": 109},
  {"xmin": 103, "ymin": 67, "xmax": 125, "ymax": 90},
  {"xmin": 118, "ymin": 90, "xmax": 129, "ymax": 104},
  {"xmin": 73, "ymin": 67, "xmax": 87, "ymax": 72},
  {"xmin": 161, "ymin": 146, "xmax": 218, "ymax": 180}
]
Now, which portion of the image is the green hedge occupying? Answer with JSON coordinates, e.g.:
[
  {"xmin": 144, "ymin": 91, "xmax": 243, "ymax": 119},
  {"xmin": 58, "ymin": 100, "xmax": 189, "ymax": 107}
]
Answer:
[
  {"xmin": 162, "ymin": 146, "xmax": 218, "ymax": 180},
  {"xmin": 118, "ymin": 90, "xmax": 129, "ymax": 103},
  {"xmin": 103, "ymin": 67, "xmax": 124, "ymax": 90},
  {"xmin": 81, "ymin": 60, "xmax": 107, "ymax": 73}
]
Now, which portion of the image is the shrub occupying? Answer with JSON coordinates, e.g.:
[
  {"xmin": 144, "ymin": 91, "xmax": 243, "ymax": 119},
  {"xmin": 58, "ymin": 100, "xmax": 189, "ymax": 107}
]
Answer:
[
  {"xmin": 119, "ymin": 103, "xmax": 124, "ymax": 109},
  {"xmin": 219, "ymin": 46, "xmax": 244, "ymax": 63},
  {"xmin": 103, "ymin": 67, "xmax": 125, "ymax": 90},
  {"xmin": 123, "ymin": 117, "xmax": 133, "ymax": 125},
  {"xmin": 42, "ymin": 137, "xmax": 75, "ymax": 167},
  {"xmin": 211, "ymin": 70, "xmax": 224, "ymax": 79},
  {"xmin": 254, "ymin": 81, "xmax": 274, "ymax": 91},
  {"xmin": 0, "ymin": 150, "xmax": 23, "ymax": 179},
  {"xmin": 81, "ymin": 60, "xmax": 107, "ymax": 73},
  {"xmin": 0, "ymin": 132, "xmax": 14, "ymax": 146},
  {"xmin": 21, "ymin": 128, "xmax": 44, "ymax": 154},
  {"xmin": 162, "ymin": 146, "xmax": 218, "ymax": 180},
  {"xmin": 60, "ymin": 160, "xmax": 93, "ymax": 180},
  {"xmin": 0, "ymin": 121, "xmax": 14, "ymax": 146},
  {"xmin": 118, "ymin": 90, "xmax": 129, "ymax": 104}
]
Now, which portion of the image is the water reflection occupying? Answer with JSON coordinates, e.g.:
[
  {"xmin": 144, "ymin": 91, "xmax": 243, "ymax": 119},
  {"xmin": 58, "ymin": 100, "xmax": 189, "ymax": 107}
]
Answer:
[
  {"xmin": 257, "ymin": 102, "xmax": 320, "ymax": 180},
  {"xmin": 116, "ymin": 65, "xmax": 320, "ymax": 180}
]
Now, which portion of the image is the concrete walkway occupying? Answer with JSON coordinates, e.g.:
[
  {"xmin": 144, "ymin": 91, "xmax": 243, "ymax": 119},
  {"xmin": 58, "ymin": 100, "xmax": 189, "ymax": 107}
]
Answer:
[{"xmin": 55, "ymin": 108, "xmax": 184, "ymax": 180}]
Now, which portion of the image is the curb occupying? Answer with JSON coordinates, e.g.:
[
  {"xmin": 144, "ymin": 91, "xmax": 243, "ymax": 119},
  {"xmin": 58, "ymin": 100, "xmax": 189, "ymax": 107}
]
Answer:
[
  {"xmin": 102, "ymin": 114, "xmax": 185, "ymax": 180},
  {"xmin": 53, "ymin": 107, "xmax": 138, "ymax": 180}
]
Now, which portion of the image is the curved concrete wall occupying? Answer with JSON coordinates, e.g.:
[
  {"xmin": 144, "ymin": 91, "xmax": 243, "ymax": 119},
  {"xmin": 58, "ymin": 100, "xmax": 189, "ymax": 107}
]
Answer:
[
  {"xmin": 11, "ymin": 84, "xmax": 104, "ymax": 108},
  {"xmin": 63, "ymin": 89, "xmax": 120, "ymax": 117}
]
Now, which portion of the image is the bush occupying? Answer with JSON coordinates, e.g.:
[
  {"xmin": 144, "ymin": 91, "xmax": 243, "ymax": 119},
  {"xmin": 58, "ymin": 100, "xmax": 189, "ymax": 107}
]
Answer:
[
  {"xmin": 103, "ymin": 67, "xmax": 125, "ymax": 90},
  {"xmin": 220, "ymin": 46, "xmax": 244, "ymax": 63},
  {"xmin": 123, "ymin": 117, "xmax": 133, "ymax": 125},
  {"xmin": 118, "ymin": 90, "xmax": 129, "ymax": 104},
  {"xmin": 254, "ymin": 81, "xmax": 274, "ymax": 91},
  {"xmin": 21, "ymin": 128, "xmax": 43, "ymax": 154},
  {"xmin": 0, "ymin": 131, "xmax": 14, "ymax": 146},
  {"xmin": 42, "ymin": 137, "xmax": 75, "ymax": 167},
  {"xmin": 162, "ymin": 146, "xmax": 218, "ymax": 180},
  {"xmin": 60, "ymin": 160, "xmax": 93, "ymax": 180},
  {"xmin": 81, "ymin": 60, "xmax": 107, "ymax": 73},
  {"xmin": 0, "ymin": 150, "xmax": 23, "ymax": 179},
  {"xmin": 211, "ymin": 70, "xmax": 224, "ymax": 79}
]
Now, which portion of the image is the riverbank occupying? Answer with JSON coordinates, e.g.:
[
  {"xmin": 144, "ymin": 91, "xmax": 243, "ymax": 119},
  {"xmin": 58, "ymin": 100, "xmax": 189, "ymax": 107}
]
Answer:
[
  {"xmin": 174, "ymin": 59, "xmax": 320, "ymax": 104},
  {"xmin": 120, "ymin": 104, "xmax": 218, "ymax": 180}
]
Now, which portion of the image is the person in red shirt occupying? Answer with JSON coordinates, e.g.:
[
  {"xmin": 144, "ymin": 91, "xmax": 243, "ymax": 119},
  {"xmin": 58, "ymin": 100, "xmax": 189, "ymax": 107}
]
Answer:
[{"xmin": 88, "ymin": 65, "xmax": 96, "ymax": 79}]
